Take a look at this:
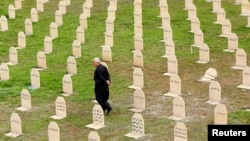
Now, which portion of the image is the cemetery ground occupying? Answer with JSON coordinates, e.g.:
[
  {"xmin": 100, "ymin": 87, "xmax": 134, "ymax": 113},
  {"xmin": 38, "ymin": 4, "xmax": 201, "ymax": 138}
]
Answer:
[{"xmin": 0, "ymin": 0, "xmax": 250, "ymax": 140}]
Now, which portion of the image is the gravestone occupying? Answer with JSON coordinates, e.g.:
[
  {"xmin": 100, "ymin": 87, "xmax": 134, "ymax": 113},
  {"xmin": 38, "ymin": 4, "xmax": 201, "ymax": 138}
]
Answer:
[
  {"xmin": 223, "ymin": 33, "xmax": 238, "ymax": 52},
  {"xmin": 15, "ymin": 0, "xmax": 22, "ymax": 10},
  {"xmin": 50, "ymin": 96, "xmax": 67, "ymax": 120},
  {"xmin": 162, "ymin": 39, "xmax": 175, "ymax": 58},
  {"xmin": 25, "ymin": 18, "xmax": 33, "ymax": 35},
  {"xmin": 160, "ymin": 13, "xmax": 171, "ymax": 29},
  {"xmin": 231, "ymin": 48, "xmax": 247, "ymax": 70},
  {"xmin": 129, "ymin": 89, "xmax": 145, "ymax": 112},
  {"xmin": 133, "ymin": 50, "xmax": 143, "ymax": 69},
  {"xmin": 161, "ymin": 26, "xmax": 173, "ymax": 42},
  {"xmin": 206, "ymin": 81, "xmax": 221, "ymax": 105},
  {"xmin": 159, "ymin": 0, "xmax": 167, "ymax": 6},
  {"xmin": 44, "ymin": 36, "xmax": 53, "ymax": 54},
  {"xmin": 83, "ymin": 2, "xmax": 91, "ymax": 18},
  {"xmin": 235, "ymin": 0, "xmax": 242, "ymax": 5},
  {"xmin": 37, "ymin": 51, "xmax": 47, "ymax": 70},
  {"xmin": 55, "ymin": 10, "xmax": 63, "ymax": 27},
  {"xmin": 31, "ymin": 8, "xmax": 38, "ymax": 22},
  {"xmin": 219, "ymin": 19, "xmax": 231, "ymax": 38},
  {"xmin": 102, "ymin": 45, "xmax": 112, "ymax": 62},
  {"xmin": 86, "ymin": 0, "xmax": 93, "ymax": 8},
  {"xmin": 79, "ymin": 14, "xmax": 88, "ymax": 29},
  {"xmin": 72, "ymin": 40, "xmax": 81, "ymax": 58},
  {"xmin": 76, "ymin": 26, "xmax": 85, "ymax": 43},
  {"xmin": 48, "ymin": 121, "xmax": 60, "ymax": 141},
  {"xmin": 134, "ymin": 10, "xmax": 142, "ymax": 25},
  {"xmin": 128, "ymin": 67, "xmax": 144, "ymax": 90},
  {"xmin": 212, "ymin": 0, "xmax": 221, "ymax": 13},
  {"xmin": 8, "ymin": 47, "xmax": 18, "ymax": 65},
  {"xmin": 189, "ymin": 16, "xmax": 200, "ymax": 33},
  {"xmin": 198, "ymin": 67, "xmax": 217, "ymax": 82},
  {"xmin": 50, "ymin": 22, "xmax": 58, "ymax": 39},
  {"xmin": 134, "ymin": 0, "xmax": 142, "ymax": 13},
  {"xmin": 184, "ymin": 0, "xmax": 193, "ymax": 10},
  {"xmin": 125, "ymin": 113, "xmax": 145, "ymax": 139},
  {"xmin": 0, "ymin": 63, "xmax": 9, "ymax": 81},
  {"xmin": 240, "ymin": 0, "xmax": 250, "ymax": 16},
  {"xmin": 101, "ymin": 30, "xmax": 113, "ymax": 48},
  {"xmin": 164, "ymin": 55, "xmax": 178, "ymax": 76},
  {"xmin": 85, "ymin": 104, "xmax": 105, "ymax": 130},
  {"xmin": 134, "ymin": 23, "xmax": 143, "ymax": 37},
  {"xmin": 108, "ymin": 4, "xmax": 116, "ymax": 21},
  {"xmin": 247, "ymin": 14, "xmax": 250, "ymax": 27},
  {"xmin": 237, "ymin": 66, "xmax": 250, "ymax": 89},
  {"xmin": 59, "ymin": 1, "xmax": 67, "ymax": 14},
  {"xmin": 4, "ymin": 113, "xmax": 22, "ymax": 138},
  {"xmin": 158, "ymin": 2, "xmax": 168, "ymax": 18},
  {"xmin": 214, "ymin": 8, "xmax": 226, "ymax": 24},
  {"xmin": 191, "ymin": 28, "xmax": 204, "ymax": 48},
  {"xmin": 16, "ymin": 89, "xmax": 32, "ymax": 111},
  {"xmin": 62, "ymin": 74, "xmax": 73, "ymax": 96},
  {"xmin": 88, "ymin": 131, "xmax": 100, "ymax": 141},
  {"xmin": 8, "ymin": 4, "xmax": 16, "ymax": 19},
  {"xmin": 174, "ymin": 122, "xmax": 187, "ymax": 141},
  {"xmin": 106, "ymin": 17, "xmax": 114, "ymax": 33},
  {"xmin": 134, "ymin": 35, "xmax": 143, "ymax": 51},
  {"xmin": 214, "ymin": 103, "xmax": 227, "ymax": 124},
  {"xmin": 36, "ymin": 0, "xmax": 44, "ymax": 12},
  {"xmin": 196, "ymin": 43, "xmax": 209, "ymax": 64},
  {"xmin": 67, "ymin": 56, "xmax": 77, "ymax": 75},
  {"xmin": 187, "ymin": 4, "xmax": 196, "ymax": 21},
  {"xmin": 17, "ymin": 31, "xmax": 26, "ymax": 49},
  {"xmin": 65, "ymin": 0, "xmax": 71, "ymax": 5},
  {"xmin": 163, "ymin": 74, "xmax": 182, "ymax": 97},
  {"xmin": 168, "ymin": 96, "xmax": 186, "ymax": 121},
  {"xmin": 30, "ymin": 68, "xmax": 40, "ymax": 89},
  {"xmin": 0, "ymin": 16, "xmax": 8, "ymax": 31},
  {"xmin": 109, "ymin": 0, "xmax": 117, "ymax": 11}
]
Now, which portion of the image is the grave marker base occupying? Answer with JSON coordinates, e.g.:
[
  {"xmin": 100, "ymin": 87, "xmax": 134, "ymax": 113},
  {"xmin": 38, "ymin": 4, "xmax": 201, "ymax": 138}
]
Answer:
[
  {"xmin": 223, "ymin": 49, "xmax": 235, "ymax": 52},
  {"xmin": 206, "ymin": 100, "xmax": 220, "ymax": 105},
  {"xmin": 219, "ymin": 34, "xmax": 229, "ymax": 38},
  {"xmin": 16, "ymin": 106, "xmax": 30, "ymax": 111},
  {"xmin": 231, "ymin": 66, "xmax": 245, "ymax": 70},
  {"xmin": 163, "ymin": 92, "xmax": 180, "ymax": 97},
  {"xmin": 196, "ymin": 60, "xmax": 209, "ymax": 64},
  {"xmin": 198, "ymin": 77, "xmax": 213, "ymax": 82},
  {"xmin": 128, "ymin": 108, "xmax": 143, "ymax": 113},
  {"xmin": 128, "ymin": 85, "xmax": 142, "ymax": 90},
  {"xmin": 50, "ymin": 115, "xmax": 65, "ymax": 120},
  {"xmin": 92, "ymin": 99, "xmax": 98, "ymax": 104},
  {"xmin": 4, "ymin": 132, "xmax": 21, "ymax": 138},
  {"xmin": 62, "ymin": 93, "xmax": 72, "ymax": 97},
  {"xmin": 168, "ymin": 115, "xmax": 185, "ymax": 121},
  {"xmin": 214, "ymin": 21, "xmax": 222, "ymax": 24},
  {"xmin": 236, "ymin": 85, "xmax": 250, "ymax": 90},
  {"xmin": 163, "ymin": 72, "xmax": 175, "ymax": 76},
  {"xmin": 6, "ymin": 62, "xmax": 17, "ymax": 66},
  {"xmin": 85, "ymin": 124, "xmax": 105, "ymax": 130},
  {"xmin": 125, "ymin": 132, "xmax": 144, "ymax": 139},
  {"xmin": 161, "ymin": 55, "xmax": 169, "ymax": 58}
]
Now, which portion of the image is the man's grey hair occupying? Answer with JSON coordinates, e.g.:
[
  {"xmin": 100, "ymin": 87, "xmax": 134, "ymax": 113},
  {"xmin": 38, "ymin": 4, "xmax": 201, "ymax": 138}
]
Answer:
[{"xmin": 93, "ymin": 57, "xmax": 101, "ymax": 63}]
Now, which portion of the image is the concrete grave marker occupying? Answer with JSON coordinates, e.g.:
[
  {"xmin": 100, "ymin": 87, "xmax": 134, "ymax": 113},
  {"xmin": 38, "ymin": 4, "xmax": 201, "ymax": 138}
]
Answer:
[
  {"xmin": 125, "ymin": 113, "xmax": 145, "ymax": 139},
  {"xmin": 67, "ymin": 56, "xmax": 77, "ymax": 76},
  {"xmin": 50, "ymin": 96, "xmax": 67, "ymax": 120},
  {"xmin": 79, "ymin": 14, "xmax": 88, "ymax": 29},
  {"xmin": 231, "ymin": 48, "xmax": 247, "ymax": 70},
  {"xmin": 184, "ymin": 0, "xmax": 193, "ymax": 10},
  {"xmin": 0, "ymin": 16, "xmax": 8, "ymax": 31},
  {"xmin": 48, "ymin": 121, "xmax": 60, "ymax": 141},
  {"xmin": 198, "ymin": 67, "xmax": 217, "ymax": 82},
  {"xmin": 164, "ymin": 55, "xmax": 178, "ymax": 76},
  {"xmin": 16, "ymin": 89, "xmax": 32, "ymax": 111},
  {"xmin": 191, "ymin": 28, "xmax": 204, "ymax": 48},
  {"xmin": 8, "ymin": 4, "xmax": 16, "ymax": 19},
  {"xmin": 134, "ymin": 10, "xmax": 142, "ymax": 25},
  {"xmin": 25, "ymin": 18, "xmax": 33, "ymax": 35},
  {"xmin": 109, "ymin": 0, "xmax": 117, "ymax": 11},
  {"xmin": 240, "ymin": 0, "xmax": 250, "ymax": 16},
  {"xmin": 88, "ymin": 131, "xmax": 100, "ymax": 141},
  {"xmin": 86, "ymin": 0, "xmax": 93, "ymax": 8},
  {"xmin": 107, "ymin": 4, "xmax": 116, "ymax": 21},
  {"xmin": 37, "ymin": 51, "xmax": 47, "ymax": 70},
  {"xmin": 189, "ymin": 16, "xmax": 200, "ymax": 33},
  {"xmin": 62, "ymin": 74, "xmax": 73, "ymax": 96},
  {"xmin": 161, "ymin": 26, "xmax": 173, "ymax": 42},
  {"xmin": 219, "ymin": 19, "xmax": 231, "ymax": 38},
  {"xmin": 206, "ymin": 81, "xmax": 221, "ymax": 105},
  {"xmin": 65, "ymin": 0, "xmax": 71, "ymax": 5},
  {"xmin": 158, "ymin": 3, "xmax": 168, "ymax": 18},
  {"xmin": 187, "ymin": 4, "xmax": 196, "ymax": 21},
  {"xmin": 134, "ymin": 23, "xmax": 143, "ymax": 37},
  {"xmin": 86, "ymin": 104, "xmax": 105, "ymax": 130},
  {"xmin": 36, "ymin": 0, "xmax": 44, "ymax": 12},
  {"xmin": 55, "ymin": 10, "xmax": 63, "ymax": 27},
  {"xmin": 168, "ymin": 96, "xmax": 186, "ymax": 121},
  {"xmin": 102, "ymin": 45, "xmax": 112, "ymax": 62},
  {"xmin": 223, "ymin": 33, "xmax": 238, "ymax": 52},
  {"xmin": 128, "ymin": 67, "xmax": 144, "ymax": 90},
  {"xmin": 134, "ymin": 0, "xmax": 142, "ymax": 13},
  {"xmin": 134, "ymin": 35, "xmax": 143, "ymax": 51},
  {"xmin": 159, "ymin": 0, "xmax": 167, "ymax": 6},
  {"xmin": 76, "ymin": 26, "xmax": 85, "ymax": 43},
  {"xmin": 237, "ymin": 66, "xmax": 250, "ymax": 89},
  {"xmin": 212, "ymin": 0, "xmax": 221, "ymax": 13},
  {"xmin": 83, "ymin": 2, "xmax": 91, "ymax": 18},
  {"xmin": 0, "ymin": 63, "xmax": 9, "ymax": 81},
  {"xmin": 15, "ymin": 0, "xmax": 22, "ymax": 10},
  {"xmin": 160, "ymin": 13, "xmax": 171, "ymax": 29},
  {"xmin": 214, "ymin": 8, "xmax": 226, "ymax": 24},
  {"xmin": 4, "ymin": 113, "xmax": 22, "ymax": 138},
  {"xmin": 164, "ymin": 74, "xmax": 182, "ymax": 97},
  {"xmin": 50, "ymin": 22, "xmax": 58, "ymax": 39},
  {"xmin": 44, "ymin": 36, "xmax": 53, "ymax": 54},
  {"xmin": 59, "ymin": 1, "xmax": 67, "ymax": 14},
  {"xmin": 72, "ymin": 40, "xmax": 81, "ymax": 58},
  {"xmin": 196, "ymin": 43, "xmax": 209, "ymax": 64},
  {"xmin": 235, "ymin": 0, "xmax": 242, "ymax": 5},
  {"xmin": 246, "ymin": 14, "xmax": 250, "ymax": 27},
  {"xmin": 17, "ymin": 31, "xmax": 26, "ymax": 49},
  {"xmin": 101, "ymin": 30, "xmax": 113, "ymax": 48},
  {"xmin": 106, "ymin": 17, "xmax": 115, "ymax": 33},
  {"xmin": 162, "ymin": 39, "xmax": 175, "ymax": 58},
  {"xmin": 133, "ymin": 50, "xmax": 143, "ymax": 69},
  {"xmin": 174, "ymin": 122, "xmax": 187, "ymax": 141},
  {"xmin": 30, "ymin": 68, "xmax": 40, "ymax": 89},
  {"xmin": 7, "ymin": 47, "xmax": 18, "ymax": 65},
  {"xmin": 31, "ymin": 8, "xmax": 38, "ymax": 22},
  {"xmin": 129, "ymin": 89, "xmax": 145, "ymax": 112},
  {"xmin": 214, "ymin": 103, "xmax": 227, "ymax": 124}
]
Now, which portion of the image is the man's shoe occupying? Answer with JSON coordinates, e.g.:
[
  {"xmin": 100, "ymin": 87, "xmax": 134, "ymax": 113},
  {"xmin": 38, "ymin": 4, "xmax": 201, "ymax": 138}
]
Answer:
[{"xmin": 106, "ymin": 108, "xmax": 112, "ymax": 115}]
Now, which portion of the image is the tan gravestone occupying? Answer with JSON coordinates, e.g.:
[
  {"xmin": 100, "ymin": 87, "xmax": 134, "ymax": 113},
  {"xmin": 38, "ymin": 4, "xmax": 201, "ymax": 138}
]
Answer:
[
  {"xmin": 164, "ymin": 74, "xmax": 182, "ymax": 97},
  {"xmin": 0, "ymin": 63, "xmax": 9, "ymax": 81},
  {"xmin": 8, "ymin": 4, "xmax": 16, "ymax": 19},
  {"xmin": 162, "ymin": 39, "xmax": 175, "ymax": 58},
  {"xmin": 192, "ymin": 28, "xmax": 204, "ymax": 48},
  {"xmin": 83, "ymin": 2, "xmax": 91, "ymax": 18},
  {"xmin": 0, "ymin": 16, "xmax": 8, "ymax": 31},
  {"xmin": 134, "ymin": 10, "xmax": 142, "ymax": 25},
  {"xmin": 187, "ymin": 4, "xmax": 196, "ymax": 21},
  {"xmin": 125, "ymin": 113, "xmax": 145, "ymax": 139},
  {"xmin": 214, "ymin": 103, "xmax": 227, "ymax": 124},
  {"xmin": 237, "ymin": 66, "xmax": 250, "ymax": 89},
  {"xmin": 214, "ymin": 8, "xmax": 226, "ymax": 24},
  {"xmin": 240, "ymin": 0, "xmax": 250, "ymax": 16},
  {"xmin": 161, "ymin": 26, "xmax": 173, "ymax": 42},
  {"xmin": 44, "ymin": 36, "xmax": 53, "ymax": 54},
  {"xmin": 174, "ymin": 122, "xmax": 187, "ymax": 141},
  {"xmin": 50, "ymin": 22, "xmax": 58, "ymax": 39},
  {"xmin": 223, "ymin": 33, "xmax": 238, "ymax": 52},
  {"xmin": 36, "ymin": 0, "xmax": 44, "ymax": 12},
  {"xmin": 159, "ymin": 0, "xmax": 167, "ymax": 6},
  {"xmin": 65, "ymin": 0, "xmax": 71, "ymax": 5},
  {"xmin": 85, "ymin": 104, "xmax": 105, "ymax": 130},
  {"xmin": 102, "ymin": 45, "xmax": 112, "ymax": 62},
  {"xmin": 133, "ymin": 50, "xmax": 143, "ymax": 69},
  {"xmin": 101, "ymin": 30, "xmax": 113, "ymax": 48},
  {"xmin": 109, "ymin": 0, "xmax": 117, "ymax": 11},
  {"xmin": 4, "ymin": 113, "xmax": 22, "ymax": 138},
  {"xmin": 88, "ymin": 131, "xmax": 100, "ymax": 141},
  {"xmin": 134, "ymin": 0, "xmax": 142, "ymax": 13},
  {"xmin": 219, "ymin": 19, "xmax": 231, "ymax": 38},
  {"xmin": 30, "ymin": 68, "xmax": 40, "ymax": 89},
  {"xmin": 164, "ymin": 55, "xmax": 178, "ymax": 76},
  {"xmin": 50, "ymin": 96, "xmax": 67, "ymax": 120},
  {"xmin": 198, "ymin": 67, "xmax": 217, "ymax": 82},
  {"xmin": 231, "ymin": 48, "xmax": 247, "ymax": 70},
  {"xmin": 16, "ymin": 89, "xmax": 32, "ymax": 111},
  {"xmin": 134, "ymin": 35, "xmax": 143, "ymax": 51},
  {"xmin": 37, "ymin": 51, "xmax": 47, "ymax": 70},
  {"xmin": 31, "ymin": 8, "xmax": 38, "ymax": 22},
  {"xmin": 189, "ymin": 16, "xmax": 200, "ymax": 33},
  {"xmin": 235, "ymin": 0, "xmax": 242, "ymax": 5},
  {"xmin": 158, "ymin": 3, "xmax": 168, "ymax": 18},
  {"xmin": 160, "ymin": 13, "xmax": 171, "ymax": 29},
  {"xmin": 129, "ymin": 89, "xmax": 145, "ymax": 112},
  {"xmin": 106, "ymin": 17, "xmax": 114, "ymax": 33},
  {"xmin": 184, "ymin": 0, "xmax": 193, "ymax": 10},
  {"xmin": 107, "ymin": 4, "xmax": 116, "ymax": 21},
  {"xmin": 17, "ymin": 31, "xmax": 26, "ymax": 49},
  {"xmin": 128, "ymin": 67, "xmax": 144, "ymax": 90},
  {"xmin": 206, "ymin": 81, "xmax": 221, "ymax": 105},
  {"xmin": 48, "ymin": 121, "xmax": 60, "ymax": 141},
  {"xmin": 62, "ymin": 74, "xmax": 73, "ymax": 96},
  {"xmin": 196, "ymin": 43, "xmax": 210, "ymax": 64},
  {"xmin": 25, "ymin": 18, "xmax": 33, "ymax": 35},
  {"xmin": 79, "ymin": 14, "xmax": 88, "ymax": 29},
  {"xmin": 15, "ymin": 0, "xmax": 22, "ymax": 10},
  {"xmin": 59, "ymin": 1, "xmax": 67, "ymax": 14},
  {"xmin": 67, "ymin": 56, "xmax": 77, "ymax": 75},
  {"xmin": 169, "ymin": 96, "xmax": 185, "ymax": 121},
  {"xmin": 8, "ymin": 47, "xmax": 18, "ymax": 65},
  {"xmin": 212, "ymin": 0, "xmax": 221, "ymax": 13},
  {"xmin": 76, "ymin": 26, "xmax": 85, "ymax": 43},
  {"xmin": 72, "ymin": 40, "xmax": 81, "ymax": 58},
  {"xmin": 55, "ymin": 10, "xmax": 63, "ymax": 27},
  {"xmin": 134, "ymin": 23, "xmax": 143, "ymax": 37},
  {"xmin": 86, "ymin": 0, "xmax": 93, "ymax": 8}
]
